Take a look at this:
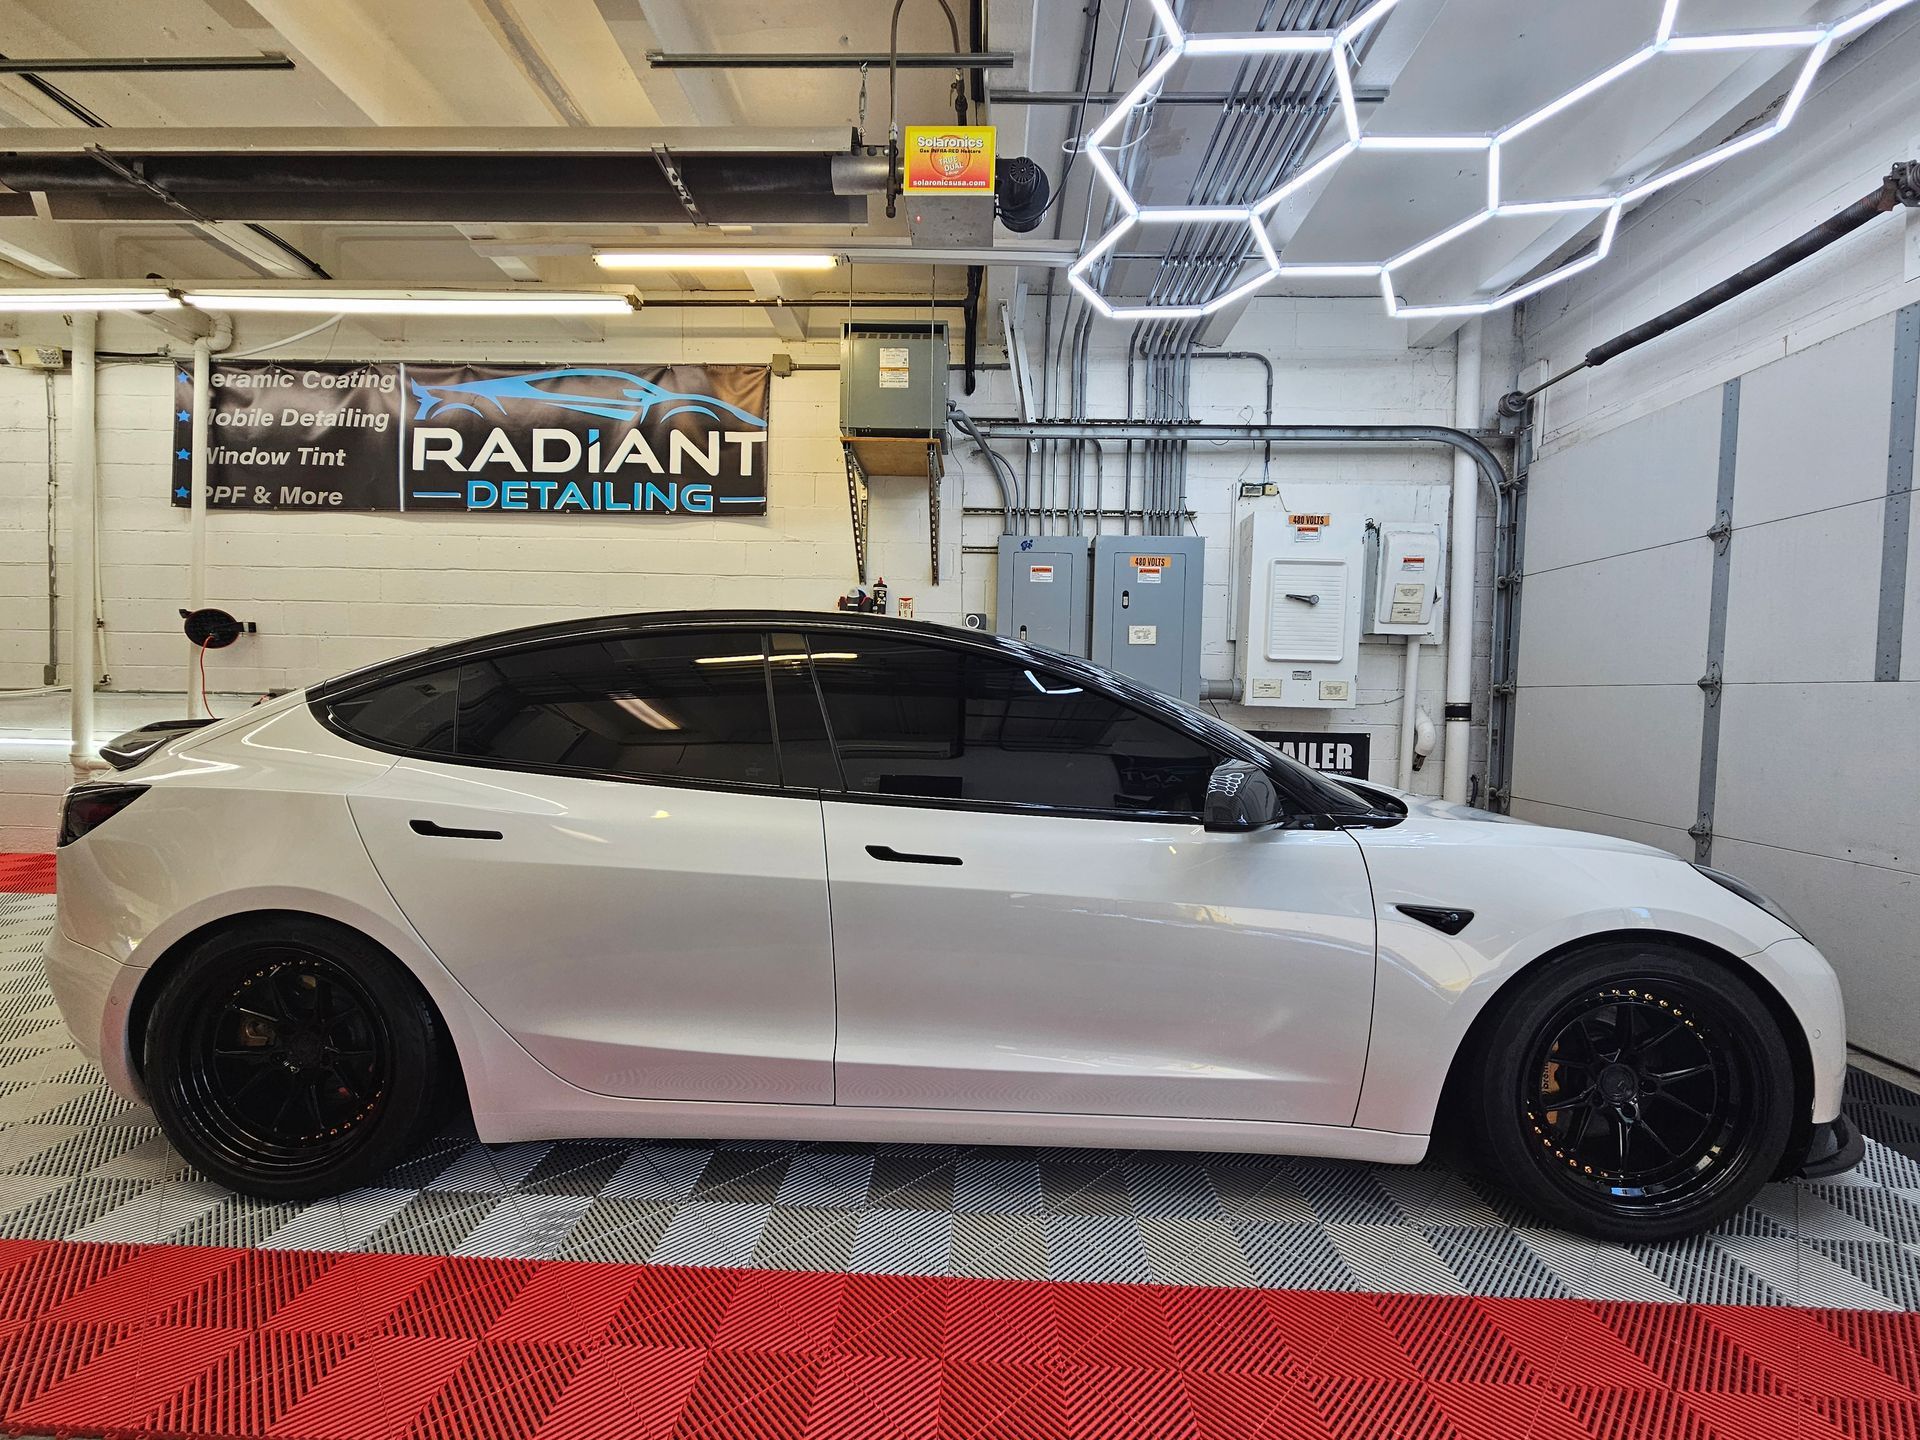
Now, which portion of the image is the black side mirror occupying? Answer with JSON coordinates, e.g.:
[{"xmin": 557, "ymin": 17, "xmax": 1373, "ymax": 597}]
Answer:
[{"xmin": 1204, "ymin": 759, "xmax": 1283, "ymax": 832}]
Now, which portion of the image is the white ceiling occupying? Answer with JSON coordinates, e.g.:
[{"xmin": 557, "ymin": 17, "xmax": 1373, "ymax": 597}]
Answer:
[{"xmin": 0, "ymin": 0, "xmax": 1896, "ymax": 345}]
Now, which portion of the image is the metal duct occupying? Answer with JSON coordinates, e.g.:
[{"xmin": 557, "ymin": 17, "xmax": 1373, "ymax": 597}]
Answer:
[{"xmin": 0, "ymin": 127, "xmax": 867, "ymax": 226}]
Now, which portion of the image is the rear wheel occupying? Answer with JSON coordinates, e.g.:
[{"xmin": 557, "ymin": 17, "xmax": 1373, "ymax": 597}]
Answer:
[
  {"xmin": 1466, "ymin": 942, "xmax": 1795, "ymax": 1242},
  {"xmin": 145, "ymin": 917, "xmax": 452, "ymax": 1201}
]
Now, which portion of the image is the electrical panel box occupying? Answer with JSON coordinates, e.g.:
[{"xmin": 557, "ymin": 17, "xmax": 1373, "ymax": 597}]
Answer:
[
  {"xmin": 1090, "ymin": 534, "xmax": 1204, "ymax": 701},
  {"xmin": 1364, "ymin": 522, "xmax": 1442, "ymax": 635},
  {"xmin": 997, "ymin": 535, "xmax": 1090, "ymax": 656},
  {"xmin": 1235, "ymin": 506, "xmax": 1364, "ymax": 708},
  {"xmin": 840, "ymin": 321, "xmax": 949, "ymax": 435}
]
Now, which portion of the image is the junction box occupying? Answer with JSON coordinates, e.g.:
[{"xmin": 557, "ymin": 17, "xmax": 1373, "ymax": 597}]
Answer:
[
  {"xmin": 1235, "ymin": 504, "xmax": 1364, "ymax": 708},
  {"xmin": 996, "ymin": 534, "xmax": 1090, "ymax": 656},
  {"xmin": 1363, "ymin": 521, "xmax": 1443, "ymax": 635},
  {"xmin": 1090, "ymin": 534, "xmax": 1205, "ymax": 702},
  {"xmin": 840, "ymin": 321, "xmax": 949, "ymax": 435}
]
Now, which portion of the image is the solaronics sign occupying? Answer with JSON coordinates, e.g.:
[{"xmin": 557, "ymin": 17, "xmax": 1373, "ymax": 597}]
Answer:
[
  {"xmin": 901, "ymin": 124, "xmax": 996, "ymax": 194},
  {"xmin": 170, "ymin": 361, "xmax": 771, "ymax": 515}
]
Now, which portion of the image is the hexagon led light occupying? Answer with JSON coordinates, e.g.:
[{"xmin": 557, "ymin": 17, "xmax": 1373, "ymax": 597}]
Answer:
[{"xmin": 1068, "ymin": 0, "xmax": 1918, "ymax": 323}]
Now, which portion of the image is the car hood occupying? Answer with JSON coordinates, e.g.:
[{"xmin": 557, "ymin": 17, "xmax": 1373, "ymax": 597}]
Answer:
[{"xmin": 1352, "ymin": 784, "xmax": 1675, "ymax": 860}]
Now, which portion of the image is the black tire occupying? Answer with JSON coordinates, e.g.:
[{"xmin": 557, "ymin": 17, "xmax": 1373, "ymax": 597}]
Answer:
[
  {"xmin": 145, "ymin": 916, "xmax": 453, "ymax": 1202},
  {"xmin": 1466, "ymin": 942, "xmax": 1796, "ymax": 1243}
]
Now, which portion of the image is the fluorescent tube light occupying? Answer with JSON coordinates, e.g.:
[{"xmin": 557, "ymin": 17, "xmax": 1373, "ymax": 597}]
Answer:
[
  {"xmin": 594, "ymin": 251, "xmax": 839, "ymax": 271},
  {"xmin": 183, "ymin": 289, "xmax": 635, "ymax": 316},
  {"xmin": 0, "ymin": 288, "xmax": 178, "ymax": 312}
]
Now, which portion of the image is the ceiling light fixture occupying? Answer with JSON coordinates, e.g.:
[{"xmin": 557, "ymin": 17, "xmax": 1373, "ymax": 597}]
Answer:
[
  {"xmin": 593, "ymin": 251, "xmax": 840, "ymax": 271},
  {"xmin": 1067, "ymin": 0, "xmax": 1917, "ymax": 323},
  {"xmin": 182, "ymin": 288, "xmax": 637, "ymax": 316},
  {"xmin": 0, "ymin": 287, "xmax": 179, "ymax": 312}
]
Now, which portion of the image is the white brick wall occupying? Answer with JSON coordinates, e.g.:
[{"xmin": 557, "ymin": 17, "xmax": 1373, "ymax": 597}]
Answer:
[{"xmin": 2, "ymin": 297, "xmax": 1472, "ymax": 847}]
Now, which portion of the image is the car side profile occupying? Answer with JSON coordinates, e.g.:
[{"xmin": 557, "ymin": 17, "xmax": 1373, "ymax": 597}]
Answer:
[{"xmin": 47, "ymin": 611, "xmax": 1860, "ymax": 1241}]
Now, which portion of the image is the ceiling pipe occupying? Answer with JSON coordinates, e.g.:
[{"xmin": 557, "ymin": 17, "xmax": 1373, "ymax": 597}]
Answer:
[
  {"xmin": 0, "ymin": 53, "xmax": 293, "ymax": 73},
  {"xmin": 993, "ymin": 85, "xmax": 1387, "ymax": 106},
  {"xmin": 1499, "ymin": 160, "xmax": 1920, "ymax": 417},
  {"xmin": 0, "ymin": 55, "xmax": 330, "ymax": 279},
  {"xmin": 645, "ymin": 50, "xmax": 1015, "ymax": 68}
]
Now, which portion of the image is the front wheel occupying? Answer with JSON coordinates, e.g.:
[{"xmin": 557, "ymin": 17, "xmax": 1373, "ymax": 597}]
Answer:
[
  {"xmin": 145, "ymin": 917, "xmax": 453, "ymax": 1202},
  {"xmin": 1466, "ymin": 943, "xmax": 1796, "ymax": 1243}
]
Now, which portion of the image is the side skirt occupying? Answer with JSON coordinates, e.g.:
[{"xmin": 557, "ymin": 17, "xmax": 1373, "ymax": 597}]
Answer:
[{"xmin": 472, "ymin": 1099, "xmax": 1431, "ymax": 1165}]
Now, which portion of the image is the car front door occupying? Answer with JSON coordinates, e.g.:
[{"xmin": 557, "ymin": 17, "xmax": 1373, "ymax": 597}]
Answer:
[
  {"xmin": 340, "ymin": 626, "xmax": 837, "ymax": 1104},
  {"xmin": 801, "ymin": 631, "xmax": 1378, "ymax": 1126}
]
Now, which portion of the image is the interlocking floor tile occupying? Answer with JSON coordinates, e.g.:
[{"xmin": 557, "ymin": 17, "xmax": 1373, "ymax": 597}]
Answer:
[{"xmin": 2, "ymin": 879, "xmax": 1917, "ymax": 1301}]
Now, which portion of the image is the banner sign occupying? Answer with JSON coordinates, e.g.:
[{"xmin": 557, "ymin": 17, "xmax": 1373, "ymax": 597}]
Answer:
[
  {"xmin": 170, "ymin": 361, "xmax": 771, "ymax": 516},
  {"xmin": 1248, "ymin": 730, "xmax": 1372, "ymax": 779},
  {"xmin": 901, "ymin": 124, "xmax": 996, "ymax": 193}
]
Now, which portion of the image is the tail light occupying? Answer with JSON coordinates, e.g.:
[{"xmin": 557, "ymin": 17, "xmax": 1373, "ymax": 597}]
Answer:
[{"xmin": 58, "ymin": 784, "xmax": 148, "ymax": 847}]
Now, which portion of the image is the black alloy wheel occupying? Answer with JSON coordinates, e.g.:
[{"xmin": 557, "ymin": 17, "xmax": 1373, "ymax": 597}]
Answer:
[
  {"xmin": 1467, "ymin": 943, "xmax": 1795, "ymax": 1241},
  {"xmin": 145, "ymin": 917, "xmax": 454, "ymax": 1201}
]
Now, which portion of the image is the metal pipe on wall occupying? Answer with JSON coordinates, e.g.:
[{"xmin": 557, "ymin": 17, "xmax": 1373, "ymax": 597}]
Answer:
[
  {"xmin": 1443, "ymin": 318, "xmax": 1482, "ymax": 805},
  {"xmin": 183, "ymin": 313, "xmax": 233, "ymax": 715},
  {"xmin": 1398, "ymin": 637, "xmax": 1421, "ymax": 790},
  {"xmin": 185, "ymin": 339, "xmax": 212, "ymax": 714},
  {"xmin": 68, "ymin": 312, "xmax": 105, "ymax": 778}
]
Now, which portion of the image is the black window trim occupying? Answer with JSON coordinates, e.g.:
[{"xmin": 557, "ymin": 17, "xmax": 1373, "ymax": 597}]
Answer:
[{"xmin": 308, "ymin": 613, "xmax": 1320, "ymax": 821}]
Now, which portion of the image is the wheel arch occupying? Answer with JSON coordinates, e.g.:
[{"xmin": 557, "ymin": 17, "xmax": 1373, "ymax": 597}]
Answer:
[
  {"xmin": 1435, "ymin": 927, "xmax": 1814, "ymax": 1177},
  {"xmin": 125, "ymin": 909, "xmax": 467, "ymax": 1106}
]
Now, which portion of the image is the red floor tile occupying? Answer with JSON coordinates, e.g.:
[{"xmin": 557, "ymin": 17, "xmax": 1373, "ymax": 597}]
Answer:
[
  {"xmin": 0, "ymin": 850, "xmax": 56, "ymax": 894},
  {"xmin": 2, "ymin": 1239, "xmax": 1916, "ymax": 1440}
]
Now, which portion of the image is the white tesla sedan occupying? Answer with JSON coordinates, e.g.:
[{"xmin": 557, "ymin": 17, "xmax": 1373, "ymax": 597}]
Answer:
[{"xmin": 47, "ymin": 611, "xmax": 1859, "ymax": 1240}]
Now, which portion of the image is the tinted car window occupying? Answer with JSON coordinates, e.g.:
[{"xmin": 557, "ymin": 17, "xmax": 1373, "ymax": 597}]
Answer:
[
  {"xmin": 768, "ymin": 631, "xmax": 841, "ymax": 790},
  {"xmin": 450, "ymin": 631, "xmax": 780, "ymax": 786},
  {"xmin": 326, "ymin": 667, "xmax": 460, "ymax": 752},
  {"xmin": 809, "ymin": 635, "xmax": 1219, "ymax": 814}
]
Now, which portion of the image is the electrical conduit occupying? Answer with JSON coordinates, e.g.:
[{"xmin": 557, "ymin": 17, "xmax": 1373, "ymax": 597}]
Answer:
[
  {"xmin": 1443, "ymin": 318, "xmax": 1481, "ymax": 805},
  {"xmin": 68, "ymin": 313, "xmax": 106, "ymax": 778}
]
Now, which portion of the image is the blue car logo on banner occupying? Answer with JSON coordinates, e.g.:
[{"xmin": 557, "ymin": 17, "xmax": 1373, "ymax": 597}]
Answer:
[{"xmin": 409, "ymin": 367, "xmax": 768, "ymax": 429}]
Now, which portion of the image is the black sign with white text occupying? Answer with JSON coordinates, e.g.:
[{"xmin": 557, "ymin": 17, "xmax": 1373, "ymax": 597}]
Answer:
[
  {"xmin": 170, "ymin": 360, "xmax": 772, "ymax": 516},
  {"xmin": 1249, "ymin": 730, "xmax": 1372, "ymax": 779}
]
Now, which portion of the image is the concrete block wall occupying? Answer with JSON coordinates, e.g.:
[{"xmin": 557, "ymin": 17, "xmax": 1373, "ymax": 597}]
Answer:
[{"xmin": 2, "ymin": 295, "xmax": 1482, "ymax": 847}]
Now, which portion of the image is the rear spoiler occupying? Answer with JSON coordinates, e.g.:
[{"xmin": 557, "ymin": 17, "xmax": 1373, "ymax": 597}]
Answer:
[{"xmin": 99, "ymin": 718, "xmax": 216, "ymax": 771}]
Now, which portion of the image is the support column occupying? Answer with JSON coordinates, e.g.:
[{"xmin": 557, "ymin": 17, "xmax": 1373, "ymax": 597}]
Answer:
[{"xmin": 68, "ymin": 312, "xmax": 101, "ymax": 779}]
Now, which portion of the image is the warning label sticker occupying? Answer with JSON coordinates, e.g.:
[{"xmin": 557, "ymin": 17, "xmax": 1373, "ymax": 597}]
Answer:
[{"xmin": 1028, "ymin": 564, "xmax": 1054, "ymax": 583}]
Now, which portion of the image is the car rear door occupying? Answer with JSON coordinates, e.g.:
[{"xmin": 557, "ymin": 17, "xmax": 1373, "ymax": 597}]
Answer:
[
  {"xmin": 338, "ymin": 626, "xmax": 837, "ymax": 1104},
  {"xmin": 798, "ymin": 630, "xmax": 1378, "ymax": 1126}
]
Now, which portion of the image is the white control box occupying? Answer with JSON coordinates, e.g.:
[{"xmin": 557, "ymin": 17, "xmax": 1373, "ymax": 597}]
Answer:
[
  {"xmin": 1234, "ymin": 505, "xmax": 1364, "ymax": 708},
  {"xmin": 1365, "ymin": 521, "xmax": 1442, "ymax": 635}
]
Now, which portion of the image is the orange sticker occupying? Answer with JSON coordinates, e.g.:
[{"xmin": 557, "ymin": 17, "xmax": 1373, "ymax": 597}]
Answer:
[{"xmin": 903, "ymin": 125, "xmax": 997, "ymax": 193}]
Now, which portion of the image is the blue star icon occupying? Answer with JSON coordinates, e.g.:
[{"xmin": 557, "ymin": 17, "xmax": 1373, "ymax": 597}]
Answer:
[
  {"xmin": 174, "ymin": 487, "xmax": 189, "ymax": 500},
  {"xmin": 176, "ymin": 371, "xmax": 189, "ymax": 384},
  {"xmin": 176, "ymin": 409, "xmax": 191, "ymax": 422},
  {"xmin": 176, "ymin": 448, "xmax": 191, "ymax": 460}
]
